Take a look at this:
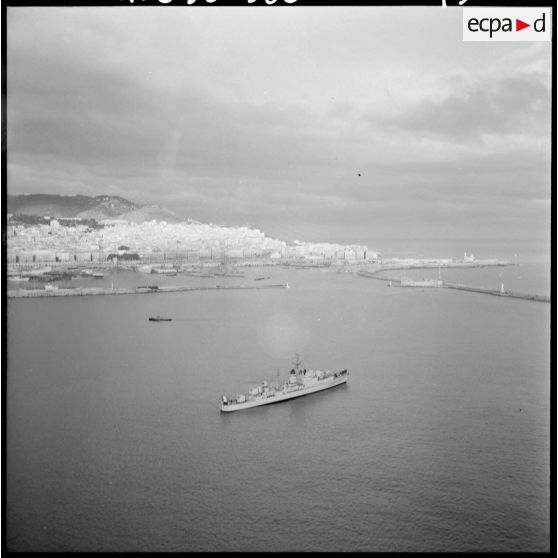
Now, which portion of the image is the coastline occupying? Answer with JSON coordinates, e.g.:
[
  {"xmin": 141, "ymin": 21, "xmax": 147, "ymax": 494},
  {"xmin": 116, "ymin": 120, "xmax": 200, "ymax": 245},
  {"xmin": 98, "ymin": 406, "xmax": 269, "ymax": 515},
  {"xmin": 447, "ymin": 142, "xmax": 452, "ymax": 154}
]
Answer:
[
  {"xmin": 7, "ymin": 257, "xmax": 548, "ymax": 303},
  {"xmin": 7, "ymin": 282, "xmax": 290, "ymax": 299}
]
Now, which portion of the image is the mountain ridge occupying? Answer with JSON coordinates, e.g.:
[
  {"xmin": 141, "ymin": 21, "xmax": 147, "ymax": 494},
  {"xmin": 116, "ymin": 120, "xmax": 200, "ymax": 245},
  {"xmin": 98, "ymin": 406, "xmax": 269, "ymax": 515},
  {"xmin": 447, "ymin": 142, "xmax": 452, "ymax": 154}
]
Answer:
[{"xmin": 7, "ymin": 194, "xmax": 181, "ymax": 223}]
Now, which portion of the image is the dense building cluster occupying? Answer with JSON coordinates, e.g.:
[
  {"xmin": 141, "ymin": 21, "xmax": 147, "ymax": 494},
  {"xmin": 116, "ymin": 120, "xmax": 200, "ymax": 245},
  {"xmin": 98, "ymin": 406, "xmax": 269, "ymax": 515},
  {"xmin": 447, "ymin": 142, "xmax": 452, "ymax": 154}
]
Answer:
[{"xmin": 6, "ymin": 219, "xmax": 380, "ymax": 267}]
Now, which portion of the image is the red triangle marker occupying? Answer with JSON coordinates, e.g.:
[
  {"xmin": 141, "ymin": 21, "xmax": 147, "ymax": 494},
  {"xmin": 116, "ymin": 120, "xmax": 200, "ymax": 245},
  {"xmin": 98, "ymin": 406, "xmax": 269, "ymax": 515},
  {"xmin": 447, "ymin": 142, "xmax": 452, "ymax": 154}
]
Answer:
[{"xmin": 516, "ymin": 19, "xmax": 530, "ymax": 31}]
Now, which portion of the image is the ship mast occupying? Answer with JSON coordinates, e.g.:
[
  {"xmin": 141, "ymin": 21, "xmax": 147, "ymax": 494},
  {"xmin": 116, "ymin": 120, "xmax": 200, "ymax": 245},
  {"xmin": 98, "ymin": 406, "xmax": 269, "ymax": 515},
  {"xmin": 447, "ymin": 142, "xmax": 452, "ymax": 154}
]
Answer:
[{"xmin": 292, "ymin": 352, "xmax": 303, "ymax": 373}]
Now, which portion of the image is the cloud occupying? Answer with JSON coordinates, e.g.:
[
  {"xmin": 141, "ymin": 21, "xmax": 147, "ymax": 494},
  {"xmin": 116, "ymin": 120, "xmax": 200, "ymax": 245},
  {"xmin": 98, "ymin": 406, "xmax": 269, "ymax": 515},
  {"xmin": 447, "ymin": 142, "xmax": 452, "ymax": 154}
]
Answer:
[
  {"xmin": 369, "ymin": 72, "xmax": 550, "ymax": 143},
  {"xmin": 6, "ymin": 6, "xmax": 552, "ymax": 249}
]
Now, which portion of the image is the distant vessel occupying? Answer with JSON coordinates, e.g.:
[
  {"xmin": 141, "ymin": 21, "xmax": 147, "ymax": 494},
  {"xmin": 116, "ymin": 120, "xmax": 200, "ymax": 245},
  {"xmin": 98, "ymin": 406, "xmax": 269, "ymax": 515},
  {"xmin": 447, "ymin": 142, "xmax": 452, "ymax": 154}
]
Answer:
[
  {"xmin": 149, "ymin": 315, "xmax": 172, "ymax": 322},
  {"xmin": 400, "ymin": 267, "xmax": 443, "ymax": 288},
  {"xmin": 400, "ymin": 278, "xmax": 442, "ymax": 287},
  {"xmin": 151, "ymin": 267, "xmax": 177, "ymax": 275},
  {"xmin": 220, "ymin": 358, "xmax": 348, "ymax": 412},
  {"xmin": 214, "ymin": 271, "xmax": 245, "ymax": 277},
  {"xmin": 181, "ymin": 272, "xmax": 215, "ymax": 278},
  {"xmin": 92, "ymin": 272, "xmax": 104, "ymax": 278}
]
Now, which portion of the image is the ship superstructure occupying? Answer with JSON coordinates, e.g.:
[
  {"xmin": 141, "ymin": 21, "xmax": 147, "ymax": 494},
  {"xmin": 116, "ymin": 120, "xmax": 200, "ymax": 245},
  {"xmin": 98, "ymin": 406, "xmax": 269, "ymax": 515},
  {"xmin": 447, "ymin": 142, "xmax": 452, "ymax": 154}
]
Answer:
[{"xmin": 220, "ymin": 363, "xmax": 348, "ymax": 412}]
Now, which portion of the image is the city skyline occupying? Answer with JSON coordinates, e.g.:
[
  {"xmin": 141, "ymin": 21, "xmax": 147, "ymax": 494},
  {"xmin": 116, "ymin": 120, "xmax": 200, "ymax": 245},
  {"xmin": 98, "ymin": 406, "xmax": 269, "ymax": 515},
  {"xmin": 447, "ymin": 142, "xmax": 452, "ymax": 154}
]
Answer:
[{"xmin": 7, "ymin": 5, "xmax": 552, "ymax": 251}]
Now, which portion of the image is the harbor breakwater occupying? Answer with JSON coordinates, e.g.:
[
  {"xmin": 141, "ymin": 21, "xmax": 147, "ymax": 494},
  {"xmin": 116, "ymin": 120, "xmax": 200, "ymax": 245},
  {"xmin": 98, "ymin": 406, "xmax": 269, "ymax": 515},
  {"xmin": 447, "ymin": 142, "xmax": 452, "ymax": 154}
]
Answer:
[
  {"xmin": 443, "ymin": 282, "xmax": 550, "ymax": 303},
  {"xmin": 7, "ymin": 283, "xmax": 290, "ymax": 298},
  {"xmin": 357, "ymin": 270, "xmax": 550, "ymax": 304}
]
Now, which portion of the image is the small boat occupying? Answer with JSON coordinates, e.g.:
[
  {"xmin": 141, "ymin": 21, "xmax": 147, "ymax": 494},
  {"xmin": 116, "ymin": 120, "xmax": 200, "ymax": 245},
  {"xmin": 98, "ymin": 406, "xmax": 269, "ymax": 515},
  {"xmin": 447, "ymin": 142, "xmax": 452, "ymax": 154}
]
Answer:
[
  {"xmin": 151, "ymin": 267, "xmax": 177, "ymax": 275},
  {"xmin": 149, "ymin": 315, "xmax": 172, "ymax": 322},
  {"xmin": 92, "ymin": 272, "xmax": 104, "ymax": 278}
]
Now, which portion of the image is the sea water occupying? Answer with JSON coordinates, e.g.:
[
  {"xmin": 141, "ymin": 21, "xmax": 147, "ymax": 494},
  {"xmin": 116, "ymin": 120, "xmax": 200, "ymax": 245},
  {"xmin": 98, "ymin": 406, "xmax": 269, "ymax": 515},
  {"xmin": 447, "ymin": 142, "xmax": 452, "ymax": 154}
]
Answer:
[{"xmin": 6, "ymin": 267, "xmax": 550, "ymax": 552}]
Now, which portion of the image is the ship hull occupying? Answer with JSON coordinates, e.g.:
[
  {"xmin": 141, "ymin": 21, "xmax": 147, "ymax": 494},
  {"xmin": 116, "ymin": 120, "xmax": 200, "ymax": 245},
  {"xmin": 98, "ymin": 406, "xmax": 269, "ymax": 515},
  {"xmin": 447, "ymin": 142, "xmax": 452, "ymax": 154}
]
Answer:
[{"xmin": 220, "ymin": 373, "xmax": 348, "ymax": 412}]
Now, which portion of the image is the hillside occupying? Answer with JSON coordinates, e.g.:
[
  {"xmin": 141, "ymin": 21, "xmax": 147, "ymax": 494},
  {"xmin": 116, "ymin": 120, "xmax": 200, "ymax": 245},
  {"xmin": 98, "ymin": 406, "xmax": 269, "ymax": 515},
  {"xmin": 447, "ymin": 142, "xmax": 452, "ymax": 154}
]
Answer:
[
  {"xmin": 7, "ymin": 194, "xmax": 155, "ymax": 221},
  {"xmin": 118, "ymin": 205, "xmax": 181, "ymax": 224}
]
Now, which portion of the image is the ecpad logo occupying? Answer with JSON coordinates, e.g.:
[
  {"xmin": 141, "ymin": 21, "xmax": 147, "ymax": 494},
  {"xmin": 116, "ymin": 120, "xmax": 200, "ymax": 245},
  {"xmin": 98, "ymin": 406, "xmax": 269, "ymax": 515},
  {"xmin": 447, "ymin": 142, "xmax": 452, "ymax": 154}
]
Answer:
[
  {"xmin": 463, "ymin": 8, "xmax": 551, "ymax": 41},
  {"xmin": 468, "ymin": 13, "xmax": 545, "ymax": 38}
]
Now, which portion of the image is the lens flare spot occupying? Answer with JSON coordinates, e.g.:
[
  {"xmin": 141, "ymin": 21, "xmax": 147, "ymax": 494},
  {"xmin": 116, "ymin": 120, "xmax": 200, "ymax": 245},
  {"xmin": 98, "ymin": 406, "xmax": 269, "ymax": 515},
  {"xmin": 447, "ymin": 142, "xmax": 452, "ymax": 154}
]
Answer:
[{"xmin": 258, "ymin": 313, "xmax": 306, "ymax": 358}]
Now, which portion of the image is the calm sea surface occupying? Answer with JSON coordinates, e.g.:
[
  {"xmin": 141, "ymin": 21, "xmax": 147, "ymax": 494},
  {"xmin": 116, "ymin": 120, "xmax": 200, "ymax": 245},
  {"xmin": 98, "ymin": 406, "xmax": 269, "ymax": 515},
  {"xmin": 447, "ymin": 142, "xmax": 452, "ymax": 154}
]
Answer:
[{"xmin": 6, "ymin": 267, "xmax": 550, "ymax": 552}]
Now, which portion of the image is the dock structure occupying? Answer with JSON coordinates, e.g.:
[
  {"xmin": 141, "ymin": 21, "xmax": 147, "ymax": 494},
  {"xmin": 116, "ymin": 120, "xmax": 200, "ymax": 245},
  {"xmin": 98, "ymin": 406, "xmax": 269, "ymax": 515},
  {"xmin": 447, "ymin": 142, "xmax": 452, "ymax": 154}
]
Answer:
[
  {"xmin": 443, "ymin": 283, "xmax": 550, "ymax": 303},
  {"xmin": 7, "ymin": 283, "xmax": 290, "ymax": 299},
  {"xmin": 357, "ymin": 271, "xmax": 549, "ymax": 304}
]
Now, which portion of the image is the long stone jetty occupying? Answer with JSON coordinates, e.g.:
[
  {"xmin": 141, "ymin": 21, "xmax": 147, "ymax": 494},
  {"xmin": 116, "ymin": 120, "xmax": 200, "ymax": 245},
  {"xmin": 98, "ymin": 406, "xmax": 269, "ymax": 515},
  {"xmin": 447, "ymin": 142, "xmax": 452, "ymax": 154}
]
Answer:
[
  {"xmin": 357, "ymin": 270, "xmax": 549, "ymax": 304},
  {"xmin": 443, "ymin": 282, "xmax": 550, "ymax": 303},
  {"xmin": 7, "ymin": 283, "xmax": 290, "ymax": 299}
]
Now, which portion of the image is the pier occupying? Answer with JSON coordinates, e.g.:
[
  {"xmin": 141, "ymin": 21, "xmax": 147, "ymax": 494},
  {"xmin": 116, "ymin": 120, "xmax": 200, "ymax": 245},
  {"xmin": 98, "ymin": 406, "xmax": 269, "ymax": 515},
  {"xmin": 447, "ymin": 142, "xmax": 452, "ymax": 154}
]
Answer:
[
  {"xmin": 357, "ymin": 271, "xmax": 549, "ymax": 304},
  {"xmin": 7, "ymin": 283, "xmax": 290, "ymax": 299},
  {"xmin": 443, "ymin": 283, "xmax": 550, "ymax": 303}
]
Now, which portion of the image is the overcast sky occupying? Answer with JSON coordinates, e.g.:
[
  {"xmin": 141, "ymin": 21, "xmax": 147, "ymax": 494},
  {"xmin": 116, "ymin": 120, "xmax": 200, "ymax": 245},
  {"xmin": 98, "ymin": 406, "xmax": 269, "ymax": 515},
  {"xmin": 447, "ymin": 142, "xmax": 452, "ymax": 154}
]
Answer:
[{"xmin": 7, "ymin": 6, "xmax": 551, "ymax": 255}]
